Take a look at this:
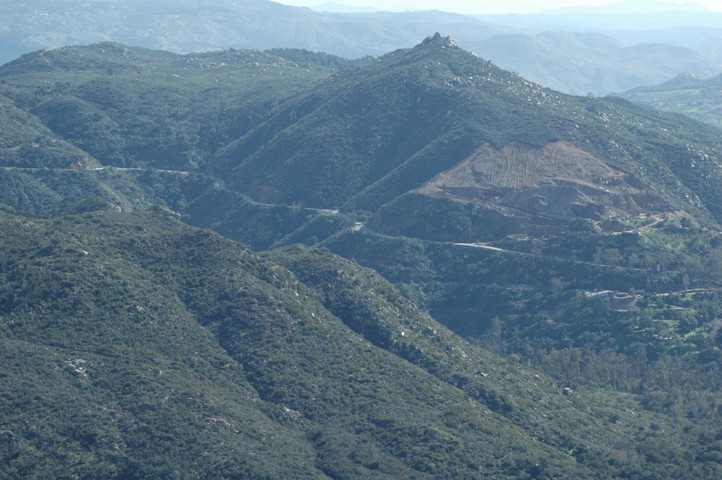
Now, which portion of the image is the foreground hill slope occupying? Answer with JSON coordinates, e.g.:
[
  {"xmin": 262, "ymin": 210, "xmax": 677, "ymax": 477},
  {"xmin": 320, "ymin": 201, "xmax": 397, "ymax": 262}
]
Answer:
[{"xmin": 4, "ymin": 208, "xmax": 713, "ymax": 478}]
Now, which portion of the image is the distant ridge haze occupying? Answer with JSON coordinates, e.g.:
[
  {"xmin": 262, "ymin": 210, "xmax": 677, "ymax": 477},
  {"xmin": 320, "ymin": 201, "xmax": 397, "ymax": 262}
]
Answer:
[
  {"xmin": 311, "ymin": 1, "xmax": 380, "ymax": 13},
  {"xmin": 280, "ymin": 0, "xmax": 720, "ymax": 14},
  {"xmin": 2, "ymin": 0, "xmax": 720, "ymax": 95}
]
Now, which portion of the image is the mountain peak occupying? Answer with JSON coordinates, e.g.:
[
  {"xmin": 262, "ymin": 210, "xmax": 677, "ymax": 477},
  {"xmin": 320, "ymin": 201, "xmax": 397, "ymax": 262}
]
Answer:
[{"xmin": 421, "ymin": 32, "xmax": 457, "ymax": 49}]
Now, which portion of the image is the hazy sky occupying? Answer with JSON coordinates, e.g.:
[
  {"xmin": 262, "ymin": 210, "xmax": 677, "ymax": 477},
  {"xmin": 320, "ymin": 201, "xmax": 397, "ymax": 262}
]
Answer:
[{"xmin": 276, "ymin": 0, "xmax": 722, "ymax": 15}]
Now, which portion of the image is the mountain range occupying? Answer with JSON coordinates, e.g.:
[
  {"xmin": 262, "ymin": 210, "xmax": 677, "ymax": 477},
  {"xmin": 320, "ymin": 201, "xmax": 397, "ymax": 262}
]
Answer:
[
  {"xmin": 2, "ymin": 0, "xmax": 722, "ymax": 96},
  {"xmin": 1, "ymin": 36, "xmax": 722, "ymax": 478}
]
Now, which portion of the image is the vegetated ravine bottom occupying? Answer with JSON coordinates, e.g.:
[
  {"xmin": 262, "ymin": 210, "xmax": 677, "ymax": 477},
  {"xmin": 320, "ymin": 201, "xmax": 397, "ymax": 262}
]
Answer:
[{"xmin": 0, "ymin": 35, "xmax": 721, "ymax": 479}]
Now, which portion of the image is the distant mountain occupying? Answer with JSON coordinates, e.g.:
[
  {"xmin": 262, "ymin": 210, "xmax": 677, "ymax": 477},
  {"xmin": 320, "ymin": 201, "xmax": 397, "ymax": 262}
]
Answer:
[
  {"xmin": 475, "ymin": 7, "xmax": 722, "ymax": 75},
  {"xmin": 485, "ymin": 3, "xmax": 722, "ymax": 29},
  {"xmin": 621, "ymin": 72, "xmax": 722, "ymax": 128},
  {"xmin": 465, "ymin": 31, "xmax": 720, "ymax": 95},
  {"xmin": 311, "ymin": 2, "xmax": 380, "ymax": 13},
  {"xmin": 0, "ymin": 0, "xmax": 499, "ymax": 62},
  {"xmin": 549, "ymin": 0, "xmax": 709, "ymax": 14},
  {"xmin": 215, "ymin": 34, "xmax": 722, "ymax": 228},
  {"xmin": 3, "ymin": 0, "xmax": 722, "ymax": 96}
]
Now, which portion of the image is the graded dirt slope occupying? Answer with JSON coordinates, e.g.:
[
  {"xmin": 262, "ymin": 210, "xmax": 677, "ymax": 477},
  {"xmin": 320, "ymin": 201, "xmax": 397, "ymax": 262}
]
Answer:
[{"xmin": 418, "ymin": 140, "xmax": 669, "ymax": 219}]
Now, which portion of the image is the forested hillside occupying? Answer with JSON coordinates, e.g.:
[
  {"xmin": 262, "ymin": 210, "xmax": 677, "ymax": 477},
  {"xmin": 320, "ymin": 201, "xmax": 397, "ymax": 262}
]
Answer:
[
  {"xmin": 1, "ymin": 37, "xmax": 721, "ymax": 478},
  {"xmin": 6, "ymin": 209, "xmax": 717, "ymax": 478}
]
